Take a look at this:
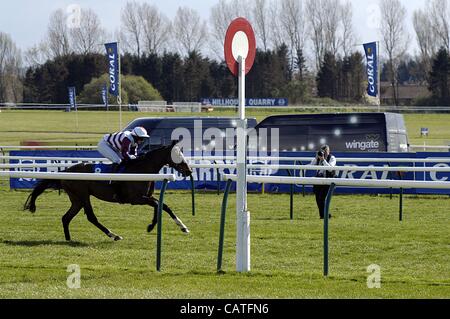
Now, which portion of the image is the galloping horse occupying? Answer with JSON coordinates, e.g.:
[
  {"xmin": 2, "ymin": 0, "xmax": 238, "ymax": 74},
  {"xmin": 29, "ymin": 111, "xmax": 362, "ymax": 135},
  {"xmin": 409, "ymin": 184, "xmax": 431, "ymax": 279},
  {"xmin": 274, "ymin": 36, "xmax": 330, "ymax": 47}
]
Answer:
[{"xmin": 24, "ymin": 141, "xmax": 193, "ymax": 241}]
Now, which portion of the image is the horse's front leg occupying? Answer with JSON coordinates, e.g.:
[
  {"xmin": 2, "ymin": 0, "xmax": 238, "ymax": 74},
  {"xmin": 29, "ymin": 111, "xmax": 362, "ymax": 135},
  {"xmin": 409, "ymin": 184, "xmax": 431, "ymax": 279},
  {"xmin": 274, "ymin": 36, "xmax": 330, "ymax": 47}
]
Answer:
[
  {"xmin": 84, "ymin": 200, "xmax": 123, "ymax": 241},
  {"xmin": 147, "ymin": 198, "xmax": 189, "ymax": 234}
]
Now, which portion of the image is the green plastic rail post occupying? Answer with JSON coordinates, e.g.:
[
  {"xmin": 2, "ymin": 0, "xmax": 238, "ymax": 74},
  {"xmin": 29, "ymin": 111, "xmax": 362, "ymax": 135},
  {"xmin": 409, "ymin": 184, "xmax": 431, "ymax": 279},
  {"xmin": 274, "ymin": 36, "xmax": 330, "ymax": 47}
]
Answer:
[
  {"xmin": 190, "ymin": 175, "xmax": 195, "ymax": 216},
  {"xmin": 286, "ymin": 169, "xmax": 294, "ymax": 220},
  {"xmin": 217, "ymin": 179, "xmax": 233, "ymax": 272},
  {"xmin": 399, "ymin": 187, "xmax": 403, "ymax": 221},
  {"xmin": 156, "ymin": 179, "xmax": 169, "ymax": 272},
  {"xmin": 324, "ymin": 183, "xmax": 337, "ymax": 277}
]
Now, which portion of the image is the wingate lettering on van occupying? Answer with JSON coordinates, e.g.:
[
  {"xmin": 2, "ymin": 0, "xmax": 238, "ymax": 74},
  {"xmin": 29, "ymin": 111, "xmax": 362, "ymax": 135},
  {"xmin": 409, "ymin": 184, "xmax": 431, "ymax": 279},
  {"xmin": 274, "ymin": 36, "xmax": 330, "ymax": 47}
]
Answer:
[{"xmin": 345, "ymin": 134, "xmax": 381, "ymax": 151}]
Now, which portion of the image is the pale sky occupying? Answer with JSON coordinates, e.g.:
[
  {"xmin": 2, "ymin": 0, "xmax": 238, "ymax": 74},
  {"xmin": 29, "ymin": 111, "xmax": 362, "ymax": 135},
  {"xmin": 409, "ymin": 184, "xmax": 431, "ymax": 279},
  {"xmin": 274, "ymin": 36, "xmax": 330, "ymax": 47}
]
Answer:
[{"xmin": 0, "ymin": 0, "xmax": 427, "ymax": 58}]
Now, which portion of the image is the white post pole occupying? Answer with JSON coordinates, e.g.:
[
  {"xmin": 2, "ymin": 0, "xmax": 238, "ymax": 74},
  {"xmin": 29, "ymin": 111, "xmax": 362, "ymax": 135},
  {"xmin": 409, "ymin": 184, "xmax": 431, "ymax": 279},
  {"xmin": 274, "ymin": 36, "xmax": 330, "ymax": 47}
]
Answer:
[
  {"xmin": 118, "ymin": 42, "xmax": 122, "ymax": 130},
  {"xmin": 74, "ymin": 89, "xmax": 79, "ymax": 132},
  {"xmin": 236, "ymin": 55, "xmax": 250, "ymax": 272}
]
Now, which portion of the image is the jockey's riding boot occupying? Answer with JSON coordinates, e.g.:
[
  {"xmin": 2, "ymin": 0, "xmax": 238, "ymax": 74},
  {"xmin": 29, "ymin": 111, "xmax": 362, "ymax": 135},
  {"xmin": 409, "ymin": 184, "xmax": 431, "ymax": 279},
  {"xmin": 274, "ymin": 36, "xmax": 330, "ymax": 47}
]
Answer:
[
  {"xmin": 110, "ymin": 163, "xmax": 126, "ymax": 204},
  {"xmin": 111, "ymin": 163, "xmax": 120, "ymax": 174},
  {"xmin": 112, "ymin": 182, "xmax": 126, "ymax": 204}
]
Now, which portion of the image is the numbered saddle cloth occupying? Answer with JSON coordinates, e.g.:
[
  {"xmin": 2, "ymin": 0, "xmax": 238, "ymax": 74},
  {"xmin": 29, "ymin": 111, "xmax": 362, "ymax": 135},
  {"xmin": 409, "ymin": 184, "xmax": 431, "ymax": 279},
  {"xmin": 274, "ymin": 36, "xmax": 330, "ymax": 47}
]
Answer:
[{"xmin": 93, "ymin": 163, "xmax": 113, "ymax": 174}]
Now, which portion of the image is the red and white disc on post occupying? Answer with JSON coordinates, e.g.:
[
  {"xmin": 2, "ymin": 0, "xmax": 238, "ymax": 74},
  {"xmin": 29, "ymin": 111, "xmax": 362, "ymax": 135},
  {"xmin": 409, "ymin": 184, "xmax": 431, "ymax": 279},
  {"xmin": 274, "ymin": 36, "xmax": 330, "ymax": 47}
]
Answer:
[
  {"xmin": 224, "ymin": 17, "xmax": 256, "ymax": 77},
  {"xmin": 224, "ymin": 17, "xmax": 256, "ymax": 274}
]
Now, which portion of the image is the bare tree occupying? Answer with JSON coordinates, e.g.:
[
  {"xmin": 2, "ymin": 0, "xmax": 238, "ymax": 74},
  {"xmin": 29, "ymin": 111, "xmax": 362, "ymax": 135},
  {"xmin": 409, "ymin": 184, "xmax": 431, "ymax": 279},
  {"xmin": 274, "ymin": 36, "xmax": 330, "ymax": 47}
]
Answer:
[
  {"xmin": 268, "ymin": 1, "xmax": 285, "ymax": 49},
  {"xmin": 70, "ymin": 8, "xmax": 106, "ymax": 55},
  {"xmin": 140, "ymin": 3, "xmax": 172, "ymax": 55},
  {"xmin": 47, "ymin": 9, "xmax": 71, "ymax": 58},
  {"xmin": 379, "ymin": 0, "xmax": 409, "ymax": 106},
  {"xmin": 172, "ymin": 7, "xmax": 208, "ymax": 56},
  {"xmin": 413, "ymin": 8, "xmax": 438, "ymax": 71},
  {"xmin": 429, "ymin": 0, "xmax": 450, "ymax": 51},
  {"xmin": 323, "ymin": 0, "xmax": 341, "ymax": 55},
  {"xmin": 306, "ymin": 0, "xmax": 326, "ymax": 71},
  {"xmin": 279, "ymin": 0, "xmax": 307, "ymax": 76},
  {"xmin": 306, "ymin": 0, "xmax": 356, "ymax": 70},
  {"xmin": 24, "ymin": 42, "xmax": 51, "ymax": 67},
  {"xmin": 252, "ymin": 0, "xmax": 270, "ymax": 51},
  {"xmin": 209, "ymin": 0, "xmax": 250, "ymax": 58},
  {"xmin": 121, "ymin": 1, "xmax": 143, "ymax": 56},
  {"xmin": 340, "ymin": 0, "xmax": 355, "ymax": 57},
  {"xmin": 0, "ymin": 32, "xmax": 22, "ymax": 103}
]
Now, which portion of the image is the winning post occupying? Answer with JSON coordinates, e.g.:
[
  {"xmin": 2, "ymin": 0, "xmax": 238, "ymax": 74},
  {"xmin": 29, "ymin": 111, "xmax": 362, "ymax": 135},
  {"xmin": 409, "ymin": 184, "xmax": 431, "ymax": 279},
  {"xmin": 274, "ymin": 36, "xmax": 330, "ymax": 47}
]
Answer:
[{"xmin": 224, "ymin": 17, "xmax": 256, "ymax": 273}]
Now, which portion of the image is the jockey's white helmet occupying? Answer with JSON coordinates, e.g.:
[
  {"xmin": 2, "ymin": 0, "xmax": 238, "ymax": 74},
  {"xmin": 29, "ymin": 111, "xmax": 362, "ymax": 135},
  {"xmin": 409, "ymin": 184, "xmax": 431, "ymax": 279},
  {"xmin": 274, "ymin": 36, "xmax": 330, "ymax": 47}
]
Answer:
[{"xmin": 131, "ymin": 126, "xmax": 150, "ymax": 138}]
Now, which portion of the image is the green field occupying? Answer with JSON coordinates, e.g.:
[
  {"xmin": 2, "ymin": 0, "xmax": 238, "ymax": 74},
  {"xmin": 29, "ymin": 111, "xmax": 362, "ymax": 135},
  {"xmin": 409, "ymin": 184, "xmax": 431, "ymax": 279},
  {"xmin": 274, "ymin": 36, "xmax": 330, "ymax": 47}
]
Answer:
[
  {"xmin": 0, "ymin": 109, "xmax": 450, "ymax": 146},
  {"xmin": 0, "ymin": 189, "xmax": 449, "ymax": 298},
  {"xmin": 0, "ymin": 110, "xmax": 449, "ymax": 299}
]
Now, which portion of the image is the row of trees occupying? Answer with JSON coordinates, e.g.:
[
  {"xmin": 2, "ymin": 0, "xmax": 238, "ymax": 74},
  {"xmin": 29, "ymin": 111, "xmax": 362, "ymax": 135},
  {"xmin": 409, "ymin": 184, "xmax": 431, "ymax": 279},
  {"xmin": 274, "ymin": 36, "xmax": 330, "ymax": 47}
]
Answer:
[
  {"xmin": 5, "ymin": 0, "xmax": 450, "ymax": 105},
  {"xmin": 23, "ymin": 0, "xmax": 357, "ymax": 70},
  {"xmin": 316, "ymin": 52, "xmax": 365, "ymax": 102},
  {"xmin": 23, "ymin": 46, "xmax": 301, "ymax": 105}
]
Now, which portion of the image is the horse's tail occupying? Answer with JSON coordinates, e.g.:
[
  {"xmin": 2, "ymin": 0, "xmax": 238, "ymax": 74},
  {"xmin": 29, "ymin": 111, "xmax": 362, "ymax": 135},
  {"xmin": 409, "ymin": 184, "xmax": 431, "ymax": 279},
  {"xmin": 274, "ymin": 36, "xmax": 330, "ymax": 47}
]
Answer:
[{"xmin": 24, "ymin": 179, "xmax": 61, "ymax": 213}]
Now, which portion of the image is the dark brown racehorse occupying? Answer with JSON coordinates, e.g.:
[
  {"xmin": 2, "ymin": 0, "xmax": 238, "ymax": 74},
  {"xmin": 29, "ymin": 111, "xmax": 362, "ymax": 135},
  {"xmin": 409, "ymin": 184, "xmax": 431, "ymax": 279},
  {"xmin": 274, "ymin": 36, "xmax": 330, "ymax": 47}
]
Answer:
[{"xmin": 24, "ymin": 141, "xmax": 193, "ymax": 241}]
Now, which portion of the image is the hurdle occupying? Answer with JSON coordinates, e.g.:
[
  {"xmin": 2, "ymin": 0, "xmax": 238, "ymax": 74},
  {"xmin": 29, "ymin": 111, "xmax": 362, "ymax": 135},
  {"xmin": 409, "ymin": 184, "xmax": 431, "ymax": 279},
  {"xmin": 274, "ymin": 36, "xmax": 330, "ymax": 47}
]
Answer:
[
  {"xmin": 217, "ymin": 174, "xmax": 450, "ymax": 276},
  {"xmin": 0, "ymin": 171, "xmax": 176, "ymax": 272}
]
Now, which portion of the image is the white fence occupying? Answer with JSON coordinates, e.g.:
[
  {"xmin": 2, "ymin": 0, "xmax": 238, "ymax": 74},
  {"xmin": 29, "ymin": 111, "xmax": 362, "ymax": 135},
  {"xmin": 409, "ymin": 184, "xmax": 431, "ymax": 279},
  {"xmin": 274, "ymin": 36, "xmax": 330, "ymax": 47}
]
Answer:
[
  {"xmin": 3, "ymin": 155, "xmax": 450, "ymax": 164},
  {"xmin": 0, "ymin": 171, "xmax": 176, "ymax": 182},
  {"xmin": 136, "ymin": 101, "xmax": 202, "ymax": 113},
  {"xmin": 409, "ymin": 145, "xmax": 450, "ymax": 152},
  {"xmin": 2, "ymin": 102, "xmax": 450, "ymax": 111},
  {"xmin": 187, "ymin": 156, "xmax": 450, "ymax": 163},
  {"xmin": 0, "ymin": 156, "xmax": 108, "ymax": 162},
  {"xmin": 0, "ymin": 146, "xmax": 97, "ymax": 150},
  {"xmin": 223, "ymin": 174, "xmax": 450, "ymax": 189},
  {"xmin": 3, "ymin": 163, "xmax": 450, "ymax": 174},
  {"xmin": 1, "ymin": 144, "xmax": 449, "ymax": 152}
]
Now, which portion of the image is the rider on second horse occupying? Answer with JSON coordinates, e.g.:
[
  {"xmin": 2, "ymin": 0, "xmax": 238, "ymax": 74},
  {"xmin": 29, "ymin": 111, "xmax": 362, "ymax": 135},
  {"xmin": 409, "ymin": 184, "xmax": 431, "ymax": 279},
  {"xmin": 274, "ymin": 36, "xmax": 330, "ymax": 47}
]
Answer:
[{"xmin": 97, "ymin": 126, "xmax": 150, "ymax": 201}]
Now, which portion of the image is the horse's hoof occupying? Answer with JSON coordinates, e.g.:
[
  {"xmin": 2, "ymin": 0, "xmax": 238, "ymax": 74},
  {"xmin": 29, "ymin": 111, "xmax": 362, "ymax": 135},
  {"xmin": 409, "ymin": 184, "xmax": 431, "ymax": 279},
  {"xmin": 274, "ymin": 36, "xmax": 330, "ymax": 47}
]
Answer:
[
  {"xmin": 147, "ymin": 225, "xmax": 155, "ymax": 233},
  {"xmin": 114, "ymin": 235, "xmax": 123, "ymax": 241},
  {"xmin": 182, "ymin": 228, "xmax": 190, "ymax": 234}
]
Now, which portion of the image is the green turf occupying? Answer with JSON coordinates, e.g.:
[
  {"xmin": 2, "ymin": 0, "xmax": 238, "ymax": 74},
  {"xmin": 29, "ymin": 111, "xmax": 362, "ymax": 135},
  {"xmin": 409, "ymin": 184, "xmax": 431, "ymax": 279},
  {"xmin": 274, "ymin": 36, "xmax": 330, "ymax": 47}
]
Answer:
[
  {"xmin": 0, "ymin": 187, "xmax": 449, "ymax": 298},
  {"xmin": 1, "ymin": 109, "xmax": 449, "ymax": 146},
  {"xmin": 0, "ymin": 110, "xmax": 449, "ymax": 298}
]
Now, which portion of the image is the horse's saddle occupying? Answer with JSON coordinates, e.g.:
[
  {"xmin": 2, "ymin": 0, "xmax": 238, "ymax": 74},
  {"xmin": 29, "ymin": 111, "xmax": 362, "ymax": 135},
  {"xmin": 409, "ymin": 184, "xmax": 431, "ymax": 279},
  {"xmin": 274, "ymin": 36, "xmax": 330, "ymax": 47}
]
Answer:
[{"xmin": 93, "ymin": 164, "xmax": 126, "ymax": 174}]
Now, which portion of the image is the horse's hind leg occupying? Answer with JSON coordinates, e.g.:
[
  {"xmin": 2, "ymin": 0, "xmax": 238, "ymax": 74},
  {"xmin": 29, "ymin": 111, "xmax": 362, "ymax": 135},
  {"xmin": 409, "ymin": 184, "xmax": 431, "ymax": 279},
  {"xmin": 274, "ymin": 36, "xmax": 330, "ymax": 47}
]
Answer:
[
  {"xmin": 62, "ymin": 203, "xmax": 83, "ymax": 241},
  {"xmin": 147, "ymin": 203, "xmax": 158, "ymax": 233},
  {"xmin": 84, "ymin": 200, "xmax": 123, "ymax": 241},
  {"xmin": 147, "ymin": 198, "xmax": 189, "ymax": 234}
]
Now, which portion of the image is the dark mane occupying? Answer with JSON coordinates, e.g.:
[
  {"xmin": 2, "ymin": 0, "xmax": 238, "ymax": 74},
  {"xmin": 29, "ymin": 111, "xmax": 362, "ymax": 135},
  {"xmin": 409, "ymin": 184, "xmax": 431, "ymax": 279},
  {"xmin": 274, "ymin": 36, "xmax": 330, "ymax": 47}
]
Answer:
[{"xmin": 133, "ymin": 144, "xmax": 171, "ymax": 164}]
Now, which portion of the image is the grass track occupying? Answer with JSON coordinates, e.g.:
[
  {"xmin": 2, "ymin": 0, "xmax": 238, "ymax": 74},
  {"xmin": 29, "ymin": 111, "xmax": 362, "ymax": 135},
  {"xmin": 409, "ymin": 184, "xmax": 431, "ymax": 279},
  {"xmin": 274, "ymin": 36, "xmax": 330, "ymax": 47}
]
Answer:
[
  {"xmin": 0, "ymin": 110, "xmax": 449, "ymax": 298},
  {"xmin": 0, "ymin": 188, "xmax": 449, "ymax": 298}
]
